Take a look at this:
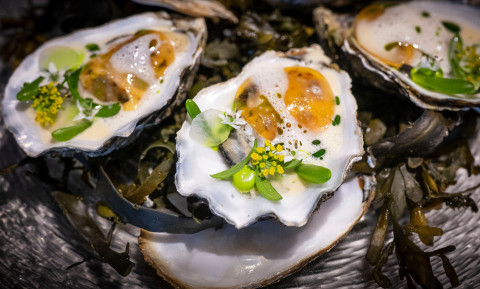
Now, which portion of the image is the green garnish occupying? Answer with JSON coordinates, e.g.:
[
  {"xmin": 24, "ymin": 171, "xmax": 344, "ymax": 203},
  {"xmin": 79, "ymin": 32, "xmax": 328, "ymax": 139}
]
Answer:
[
  {"xmin": 442, "ymin": 21, "xmax": 460, "ymax": 33},
  {"xmin": 86, "ymin": 44, "xmax": 100, "ymax": 52},
  {"xmin": 415, "ymin": 26, "xmax": 421, "ymax": 34},
  {"xmin": 295, "ymin": 164, "xmax": 331, "ymax": 184},
  {"xmin": 421, "ymin": 11, "xmax": 430, "ymax": 17},
  {"xmin": 51, "ymin": 120, "xmax": 93, "ymax": 142},
  {"xmin": 16, "ymin": 76, "xmax": 44, "ymax": 101},
  {"xmin": 411, "ymin": 68, "xmax": 475, "ymax": 94},
  {"xmin": 186, "ymin": 99, "xmax": 201, "ymax": 119},
  {"xmin": 312, "ymin": 140, "xmax": 321, "ymax": 145},
  {"xmin": 211, "ymin": 140, "xmax": 258, "ymax": 179},
  {"xmin": 276, "ymin": 93, "xmax": 282, "ymax": 98},
  {"xmin": 96, "ymin": 103, "xmax": 122, "ymax": 118},
  {"xmin": 332, "ymin": 115, "xmax": 341, "ymax": 126},
  {"xmin": 90, "ymin": 54, "xmax": 97, "ymax": 58},
  {"xmin": 312, "ymin": 149, "xmax": 326, "ymax": 158},
  {"xmin": 335, "ymin": 96, "xmax": 340, "ymax": 105},
  {"xmin": 283, "ymin": 159, "xmax": 302, "ymax": 169},
  {"xmin": 255, "ymin": 166, "xmax": 282, "ymax": 201}
]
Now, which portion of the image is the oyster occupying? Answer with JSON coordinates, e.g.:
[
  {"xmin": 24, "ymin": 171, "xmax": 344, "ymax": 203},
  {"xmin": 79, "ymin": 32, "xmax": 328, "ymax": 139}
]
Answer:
[
  {"xmin": 176, "ymin": 44, "xmax": 363, "ymax": 228},
  {"xmin": 2, "ymin": 12, "xmax": 206, "ymax": 157},
  {"xmin": 131, "ymin": 0, "xmax": 238, "ymax": 23},
  {"xmin": 314, "ymin": 1, "xmax": 480, "ymax": 110},
  {"xmin": 139, "ymin": 175, "xmax": 374, "ymax": 289}
]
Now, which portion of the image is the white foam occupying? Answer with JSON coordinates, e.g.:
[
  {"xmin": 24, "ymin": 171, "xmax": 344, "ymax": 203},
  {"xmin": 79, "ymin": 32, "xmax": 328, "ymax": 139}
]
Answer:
[{"xmin": 109, "ymin": 34, "xmax": 160, "ymax": 84}]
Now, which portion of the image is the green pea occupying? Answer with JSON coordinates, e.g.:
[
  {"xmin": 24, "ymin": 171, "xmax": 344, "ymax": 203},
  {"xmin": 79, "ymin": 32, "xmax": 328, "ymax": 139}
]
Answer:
[
  {"xmin": 295, "ymin": 164, "xmax": 331, "ymax": 184},
  {"xmin": 232, "ymin": 165, "xmax": 255, "ymax": 192}
]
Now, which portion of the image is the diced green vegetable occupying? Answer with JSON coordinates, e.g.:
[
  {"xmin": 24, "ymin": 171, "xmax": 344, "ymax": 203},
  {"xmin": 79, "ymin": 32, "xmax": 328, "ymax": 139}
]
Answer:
[
  {"xmin": 295, "ymin": 164, "xmax": 331, "ymax": 184},
  {"xmin": 86, "ymin": 44, "xmax": 100, "ymax": 52},
  {"xmin": 312, "ymin": 149, "xmax": 326, "ymax": 158},
  {"xmin": 442, "ymin": 21, "xmax": 460, "ymax": 33}
]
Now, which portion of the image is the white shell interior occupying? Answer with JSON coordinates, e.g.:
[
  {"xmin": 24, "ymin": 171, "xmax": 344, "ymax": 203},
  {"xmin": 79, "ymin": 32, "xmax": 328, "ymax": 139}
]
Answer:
[
  {"xmin": 175, "ymin": 45, "xmax": 363, "ymax": 228},
  {"xmin": 140, "ymin": 175, "xmax": 371, "ymax": 289},
  {"xmin": 352, "ymin": 1, "xmax": 480, "ymax": 106},
  {"xmin": 2, "ymin": 12, "xmax": 205, "ymax": 156}
]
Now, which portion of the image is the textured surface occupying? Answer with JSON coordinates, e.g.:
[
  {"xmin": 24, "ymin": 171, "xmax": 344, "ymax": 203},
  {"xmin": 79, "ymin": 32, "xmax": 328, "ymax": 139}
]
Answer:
[{"xmin": 2, "ymin": 1, "xmax": 480, "ymax": 289}]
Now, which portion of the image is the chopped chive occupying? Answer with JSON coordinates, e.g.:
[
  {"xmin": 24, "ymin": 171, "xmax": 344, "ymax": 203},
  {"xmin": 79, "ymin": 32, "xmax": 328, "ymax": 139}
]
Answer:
[
  {"xmin": 276, "ymin": 93, "xmax": 282, "ymax": 98},
  {"xmin": 86, "ymin": 44, "xmax": 100, "ymax": 52},
  {"xmin": 421, "ymin": 11, "xmax": 430, "ymax": 17},
  {"xmin": 332, "ymin": 115, "xmax": 341, "ymax": 126},
  {"xmin": 160, "ymin": 79, "xmax": 164, "ymax": 84},
  {"xmin": 312, "ymin": 140, "xmax": 321, "ymax": 145},
  {"xmin": 436, "ymin": 32, "xmax": 439, "ymax": 36},
  {"xmin": 415, "ymin": 26, "xmax": 421, "ymax": 34},
  {"xmin": 384, "ymin": 42, "xmax": 400, "ymax": 51},
  {"xmin": 335, "ymin": 96, "xmax": 340, "ymax": 105},
  {"xmin": 89, "ymin": 54, "xmax": 97, "ymax": 58},
  {"xmin": 442, "ymin": 21, "xmax": 460, "ymax": 33},
  {"xmin": 312, "ymin": 149, "xmax": 326, "ymax": 158}
]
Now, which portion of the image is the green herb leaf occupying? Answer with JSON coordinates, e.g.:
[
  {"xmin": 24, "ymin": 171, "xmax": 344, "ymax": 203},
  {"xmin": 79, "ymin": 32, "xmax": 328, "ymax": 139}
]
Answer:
[
  {"xmin": 86, "ymin": 44, "xmax": 100, "ymax": 52},
  {"xmin": 255, "ymin": 166, "xmax": 282, "ymax": 201},
  {"xmin": 312, "ymin": 149, "xmax": 326, "ymax": 158},
  {"xmin": 421, "ymin": 11, "xmax": 430, "ymax": 17},
  {"xmin": 312, "ymin": 140, "xmax": 321, "ymax": 145},
  {"xmin": 66, "ymin": 68, "xmax": 82, "ymax": 102},
  {"xmin": 415, "ymin": 26, "xmax": 421, "ymax": 34},
  {"xmin": 96, "ymin": 103, "xmax": 122, "ymax": 118},
  {"xmin": 186, "ymin": 99, "xmax": 201, "ymax": 119},
  {"xmin": 335, "ymin": 96, "xmax": 340, "ymax": 105},
  {"xmin": 283, "ymin": 159, "xmax": 302, "ymax": 169},
  {"xmin": 295, "ymin": 164, "xmax": 331, "ymax": 184},
  {"xmin": 17, "ymin": 76, "xmax": 44, "ymax": 101},
  {"xmin": 442, "ymin": 21, "xmax": 460, "ymax": 33},
  {"xmin": 51, "ymin": 120, "xmax": 92, "ymax": 142},
  {"xmin": 211, "ymin": 140, "xmax": 257, "ymax": 179},
  {"xmin": 411, "ymin": 69, "xmax": 475, "ymax": 94}
]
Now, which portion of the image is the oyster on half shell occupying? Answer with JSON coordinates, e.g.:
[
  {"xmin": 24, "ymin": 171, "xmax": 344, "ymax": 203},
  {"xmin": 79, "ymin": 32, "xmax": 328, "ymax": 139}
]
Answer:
[
  {"xmin": 314, "ymin": 1, "xmax": 480, "ymax": 110},
  {"xmin": 176, "ymin": 44, "xmax": 363, "ymax": 229},
  {"xmin": 139, "ymin": 175, "xmax": 374, "ymax": 289},
  {"xmin": 2, "ymin": 12, "xmax": 206, "ymax": 157}
]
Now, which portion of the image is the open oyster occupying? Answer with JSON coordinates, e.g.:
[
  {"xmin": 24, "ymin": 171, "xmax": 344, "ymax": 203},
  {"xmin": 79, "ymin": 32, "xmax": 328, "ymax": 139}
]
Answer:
[
  {"xmin": 314, "ymin": 1, "xmax": 480, "ymax": 110},
  {"xmin": 139, "ymin": 175, "xmax": 374, "ymax": 288},
  {"xmin": 2, "ymin": 12, "xmax": 206, "ymax": 157},
  {"xmin": 176, "ymin": 44, "xmax": 363, "ymax": 228}
]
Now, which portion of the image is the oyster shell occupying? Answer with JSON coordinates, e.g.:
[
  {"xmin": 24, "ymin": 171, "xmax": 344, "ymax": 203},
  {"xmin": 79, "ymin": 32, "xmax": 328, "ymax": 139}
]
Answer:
[
  {"xmin": 314, "ymin": 2, "xmax": 480, "ymax": 111},
  {"xmin": 139, "ymin": 175, "xmax": 374, "ymax": 289},
  {"xmin": 2, "ymin": 12, "xmax": 206, "ymax": 157},
  {"xmin": 176, "ymin": 44, "xmax": 363, "ymax": 228},
  {"xmin": 131, "ymin": 0, "xmax": 238, "ymax": 23}
]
